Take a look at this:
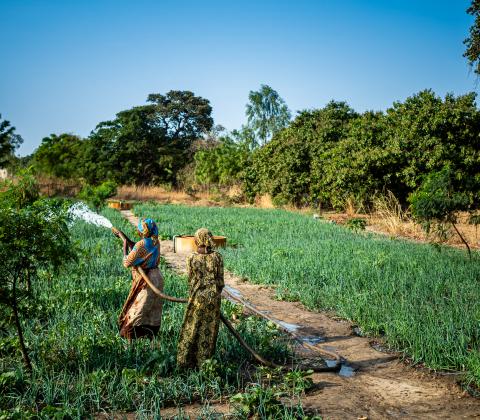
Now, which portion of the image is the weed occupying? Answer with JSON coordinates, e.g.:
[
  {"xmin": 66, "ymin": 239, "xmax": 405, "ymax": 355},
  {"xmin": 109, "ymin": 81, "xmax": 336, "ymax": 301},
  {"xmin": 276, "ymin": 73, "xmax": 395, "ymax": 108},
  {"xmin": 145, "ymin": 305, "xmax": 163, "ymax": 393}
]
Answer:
[{"xmin": 345, "ymin": 217, "xmax": 367, "ymax": 232}]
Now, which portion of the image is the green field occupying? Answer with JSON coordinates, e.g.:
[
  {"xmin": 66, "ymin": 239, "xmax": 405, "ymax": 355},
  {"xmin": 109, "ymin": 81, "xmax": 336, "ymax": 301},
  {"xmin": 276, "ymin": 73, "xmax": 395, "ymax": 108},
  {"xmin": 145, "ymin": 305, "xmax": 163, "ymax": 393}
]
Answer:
[
  {"xmin": 135, "ymin": 203, "xmax": 480, "ymax": 387},
  {"xmin": 1, "ymin": 208, "xmax": 305, "ymax": 418}
]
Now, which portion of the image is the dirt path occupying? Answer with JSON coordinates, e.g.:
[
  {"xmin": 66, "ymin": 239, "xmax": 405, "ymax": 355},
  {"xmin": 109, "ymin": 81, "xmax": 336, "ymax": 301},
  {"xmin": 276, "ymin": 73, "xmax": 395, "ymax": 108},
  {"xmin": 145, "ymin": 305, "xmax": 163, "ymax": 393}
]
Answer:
[{"xmin": 121, "ymin": 211, "xmax": 480, "ymax": 419}]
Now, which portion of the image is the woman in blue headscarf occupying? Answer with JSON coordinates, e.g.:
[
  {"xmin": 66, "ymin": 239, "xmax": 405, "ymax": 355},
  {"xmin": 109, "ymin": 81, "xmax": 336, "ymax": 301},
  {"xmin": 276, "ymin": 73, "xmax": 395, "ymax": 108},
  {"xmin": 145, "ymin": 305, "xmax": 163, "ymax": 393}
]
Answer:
[{"xmin": 115, "ymin": 218, "xmax": 164, "ymax": 341}]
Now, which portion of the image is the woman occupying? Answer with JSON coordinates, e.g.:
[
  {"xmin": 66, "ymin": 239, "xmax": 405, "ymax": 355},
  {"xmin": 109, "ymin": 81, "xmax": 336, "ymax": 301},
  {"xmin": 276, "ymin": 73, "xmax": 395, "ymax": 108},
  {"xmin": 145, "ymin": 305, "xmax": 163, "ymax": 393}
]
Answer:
[
  {"xmin": 177, "ymin": 228, "xmax": 224, "ymax": 369},
  {"xmin": 114, "ymin": 218, "xmax": 163, "ymax": 341}
]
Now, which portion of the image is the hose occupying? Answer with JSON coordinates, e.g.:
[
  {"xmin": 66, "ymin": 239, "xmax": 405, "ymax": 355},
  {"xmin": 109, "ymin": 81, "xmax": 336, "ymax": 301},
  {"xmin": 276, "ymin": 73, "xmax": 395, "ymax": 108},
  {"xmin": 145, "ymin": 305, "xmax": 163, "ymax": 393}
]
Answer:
[
  {"xmin": 113, "ymin": 228, "xmax": 341, "ymax": 372},
  {"xmin": 136, "ymin": 265, "xmax": 340, "ymax": 373}
]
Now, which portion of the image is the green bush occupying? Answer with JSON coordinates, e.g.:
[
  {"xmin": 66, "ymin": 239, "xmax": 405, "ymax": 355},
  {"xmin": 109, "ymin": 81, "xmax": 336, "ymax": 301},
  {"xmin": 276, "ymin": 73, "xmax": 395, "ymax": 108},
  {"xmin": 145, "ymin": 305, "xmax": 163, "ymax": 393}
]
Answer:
[
  {"xmin": 345, "ymin": 217, "xmax": 367, "ymax": 232},
  {"xmin": 249, "ymin": 90, "xmax": 480, "ymax": 210},
  {"xmin": 77, "ymin": 180, "xmax": 117, "ymax": 209}
]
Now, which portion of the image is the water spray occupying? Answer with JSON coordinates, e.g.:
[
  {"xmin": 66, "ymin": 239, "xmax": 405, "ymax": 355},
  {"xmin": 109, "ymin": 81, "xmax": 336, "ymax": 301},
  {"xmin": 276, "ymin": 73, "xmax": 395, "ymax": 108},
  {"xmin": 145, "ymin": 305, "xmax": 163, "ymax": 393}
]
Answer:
[{"xmin": 68, "ymin": 202, "xmax": 113, "ymax": 229}]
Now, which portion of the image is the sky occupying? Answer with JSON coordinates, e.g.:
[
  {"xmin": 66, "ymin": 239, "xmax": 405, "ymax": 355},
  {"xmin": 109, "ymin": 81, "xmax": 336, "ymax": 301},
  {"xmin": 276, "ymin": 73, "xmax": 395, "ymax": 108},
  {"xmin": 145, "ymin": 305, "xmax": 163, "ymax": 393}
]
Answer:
[{"xmin": 0, "ymin": 0, "xmax": 477, "ymax": 155}]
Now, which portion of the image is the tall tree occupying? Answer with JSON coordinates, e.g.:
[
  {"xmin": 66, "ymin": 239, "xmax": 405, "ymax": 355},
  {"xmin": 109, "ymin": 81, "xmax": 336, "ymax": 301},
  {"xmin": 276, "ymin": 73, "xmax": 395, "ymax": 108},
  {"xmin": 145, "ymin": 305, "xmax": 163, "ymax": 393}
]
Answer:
[
  {"xmin": 245, "ymin": 85, "xmax": 291, "ymax": 147},
  {"xmin": 83, "ymin": 91, "xmax": 213, "ymax": 185},
  {"xmin": 32, "ymin": 133, "xmax": 84, "ymax": 178},
  {"xmin": 464, "ymin": 1, "xmax": 480, "ymax": 75},
  {"xmin": 0, "ymin": 114, "xmax": 23, "ymax": 167},
  {"xmin": 147, "ymin": 90, "xmax": 214, "ymax": 148}
]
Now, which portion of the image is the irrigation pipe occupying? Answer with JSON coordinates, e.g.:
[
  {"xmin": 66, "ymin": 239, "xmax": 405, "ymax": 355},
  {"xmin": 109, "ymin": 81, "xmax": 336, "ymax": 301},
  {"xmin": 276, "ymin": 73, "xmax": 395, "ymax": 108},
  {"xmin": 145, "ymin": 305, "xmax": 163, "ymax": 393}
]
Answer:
[
  {"xmin": 114, "ymin": 229, "xmax": 341, "ymax": 372},
  {"xmin": 221, "ymin": 286, "xmax": 341, "ymax": 365}
]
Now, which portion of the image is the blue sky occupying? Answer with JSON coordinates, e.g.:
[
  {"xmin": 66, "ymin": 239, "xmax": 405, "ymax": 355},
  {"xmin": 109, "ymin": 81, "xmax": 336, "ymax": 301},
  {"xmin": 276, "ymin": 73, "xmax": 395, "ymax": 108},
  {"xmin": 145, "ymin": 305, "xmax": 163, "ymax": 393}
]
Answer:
[{"xmin": 0, "ymin": 0, "xmax": 476, "ymax": 155}]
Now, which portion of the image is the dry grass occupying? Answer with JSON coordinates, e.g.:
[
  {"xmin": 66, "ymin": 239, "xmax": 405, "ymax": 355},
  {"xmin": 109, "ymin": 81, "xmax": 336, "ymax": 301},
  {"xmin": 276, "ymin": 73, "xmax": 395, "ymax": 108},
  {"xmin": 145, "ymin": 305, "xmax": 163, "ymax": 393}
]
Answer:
[
  {"xmin": 365, "ymin": 192, "xmax": 479, "ymax": 250},
  {"xmin": 36, "ymin": 176, "xmax": 81, "ymax": 197},
  {"xmin": 369, "ymin": 191, "xmax": 421, "ymax": 238},
  {"xmin": 344, "ymin": 196, "xmax": 359, "ymax": 217},
  {"xmin": 115, "ymin": 185, "xmax": 224, "ymax": 207},
  {"xmin": 255, "ymin": 194, "xmax": 275, "ymax": 209}
]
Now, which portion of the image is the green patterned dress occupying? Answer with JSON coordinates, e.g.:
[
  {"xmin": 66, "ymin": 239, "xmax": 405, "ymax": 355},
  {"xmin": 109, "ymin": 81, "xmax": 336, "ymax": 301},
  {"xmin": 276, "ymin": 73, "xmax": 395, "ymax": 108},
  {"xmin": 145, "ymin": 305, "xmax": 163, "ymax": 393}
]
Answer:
[{"xmin": 177, "ymin": 250, "xmax": 224, "ymax": 369}]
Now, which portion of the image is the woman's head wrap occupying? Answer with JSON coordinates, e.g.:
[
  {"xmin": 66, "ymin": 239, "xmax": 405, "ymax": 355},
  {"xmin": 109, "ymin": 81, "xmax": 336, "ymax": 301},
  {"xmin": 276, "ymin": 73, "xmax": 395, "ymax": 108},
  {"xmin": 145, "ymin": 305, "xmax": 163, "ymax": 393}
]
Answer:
[
  {"xmin": 194, "ymin": 228, "xmax": 215, "ymax": 253},
  {"xmin": 138, "ymin": 218, "xmax": 159, "ymax": 244}
]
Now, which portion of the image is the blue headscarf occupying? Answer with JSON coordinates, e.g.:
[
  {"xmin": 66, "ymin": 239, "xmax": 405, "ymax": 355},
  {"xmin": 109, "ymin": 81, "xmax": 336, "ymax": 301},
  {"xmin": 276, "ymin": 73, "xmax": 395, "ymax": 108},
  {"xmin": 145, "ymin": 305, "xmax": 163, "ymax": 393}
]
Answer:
[
  {"xmin": 137, "ymin": 218, "xmax": 159, "ymax": 242},
  {"xmin": 134, "ymin": 218, "xmax": 159, "ymax": 269}
]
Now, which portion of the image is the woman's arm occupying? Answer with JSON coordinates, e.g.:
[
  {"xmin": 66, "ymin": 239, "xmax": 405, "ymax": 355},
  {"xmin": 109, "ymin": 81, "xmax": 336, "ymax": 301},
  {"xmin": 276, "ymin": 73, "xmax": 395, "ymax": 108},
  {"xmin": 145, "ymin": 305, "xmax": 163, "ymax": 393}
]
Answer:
[{"xmin": 112, "ymin": 228, "xmax": 135, "ymax": 256}]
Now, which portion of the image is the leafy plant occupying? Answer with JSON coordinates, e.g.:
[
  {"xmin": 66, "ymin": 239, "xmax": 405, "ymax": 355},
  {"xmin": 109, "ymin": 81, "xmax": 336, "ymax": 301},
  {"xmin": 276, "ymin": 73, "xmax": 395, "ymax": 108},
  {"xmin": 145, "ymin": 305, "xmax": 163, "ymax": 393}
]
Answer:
[
  {"xmin": 230, "ymin": 367, "xmax": 314, "ymax": 419},
  {"xmin": 77, "ymin": 180, "xmax": 117, "ymax": 210},
  {"xmin": 0, "ymin": 175, "xmax": 76, "ymax": 372},
  {"xmin": 230, "ymin": 383, "xmax": 285, "ymax": 418},
  {"xmin": 345, "ymin": 217, "xmax": 367, "ymax": 232},
  {"xmin": 409, "ymin": 167, "xmax": 472, "ymax": 258}
]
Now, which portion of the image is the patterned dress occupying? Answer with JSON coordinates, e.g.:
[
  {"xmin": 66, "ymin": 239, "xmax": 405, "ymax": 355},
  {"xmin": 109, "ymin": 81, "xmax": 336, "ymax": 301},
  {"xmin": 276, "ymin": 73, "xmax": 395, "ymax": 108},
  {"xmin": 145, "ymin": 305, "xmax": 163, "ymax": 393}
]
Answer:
[
  {"xmin": 118, "ymin": 237, "xmax": 163, "ymax": 340},
  {"xmin": 177, "ymin": 250, "xmax": 224, "ymax": 368}
]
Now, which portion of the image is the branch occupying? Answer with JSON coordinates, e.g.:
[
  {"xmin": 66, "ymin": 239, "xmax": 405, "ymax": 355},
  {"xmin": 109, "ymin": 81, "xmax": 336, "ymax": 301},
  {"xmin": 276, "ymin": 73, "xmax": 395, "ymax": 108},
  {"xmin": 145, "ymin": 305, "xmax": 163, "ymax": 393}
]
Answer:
[{"xmin": 451, "ymin": 222, "xmax": 472, "ymax": 260}]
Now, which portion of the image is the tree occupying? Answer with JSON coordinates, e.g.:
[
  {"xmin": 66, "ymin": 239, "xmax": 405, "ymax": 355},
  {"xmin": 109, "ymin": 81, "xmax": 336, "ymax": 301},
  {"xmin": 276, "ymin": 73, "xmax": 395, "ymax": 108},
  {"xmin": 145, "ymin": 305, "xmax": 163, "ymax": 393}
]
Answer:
[
  {"xmin": 464, "ymin": 1, "xmax": 480, "ymax": 75},
  {"xmin": 82, "ymin": 91, "xmax": 214, "ymax": 185},
  {"xmin": 383, "ymin": 90, "xmax": 480, "ymax": 203},
  {"xmin": 32, "ymin": 133, "xmax": 84, "ymax": 178},
  {"xmin": 83, "ymin": 105, "xmax": 166, "ymax": 185},
  {"xmin": 0, "ymin": 114, "xmax": 23, "ymax": 167},
  {"xmin": 194, "ymin": 128, "xmax": 254, "ymax": 187},
  {"xmin": 246, "ymin": 85, "xmax": 291, "ymax": 146},
  {"xmin": 77, "ymin": 180, "xmax": 117, "ymax": 210},
  {"xmin": 251, "ymin": 100, "xmax": 359, "ymax": 207},
  {"xmin": 409, "ymin": 167, "xmax": 473, "ymax": 258},
  {"xmin": 0, "ymin": 174, "xmax": 76, "ymax": 372},
  {"xmin": 246, "ymin": 90, "xmax": 480, "ymax": 210},
  {"xmin": 147, "ymin": 90, "xmax": 213, "ymax": 148}
]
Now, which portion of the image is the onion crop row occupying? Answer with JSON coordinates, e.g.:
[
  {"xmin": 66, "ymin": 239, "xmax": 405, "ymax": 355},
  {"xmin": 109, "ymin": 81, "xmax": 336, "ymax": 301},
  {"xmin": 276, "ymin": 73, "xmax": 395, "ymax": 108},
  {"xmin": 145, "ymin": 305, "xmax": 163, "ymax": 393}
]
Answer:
[
  {"xmin": 136, "ymin": 203, "xmax": 480, "ymax": 388},
  {"xmin": 0, "ymin": 208, "xmax": 291, "ymax": 417}
]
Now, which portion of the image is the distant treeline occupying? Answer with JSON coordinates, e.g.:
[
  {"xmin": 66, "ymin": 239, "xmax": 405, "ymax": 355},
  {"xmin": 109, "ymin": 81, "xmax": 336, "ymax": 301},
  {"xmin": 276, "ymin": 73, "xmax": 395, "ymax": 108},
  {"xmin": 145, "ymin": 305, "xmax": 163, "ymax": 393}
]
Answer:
[
  {"xmin": 248, "ymin": 90, "xmax": 480, "ymax": 209},
  {"xmin": 3, "ymin": 88, "xmax": 480, "ymax": 211}
]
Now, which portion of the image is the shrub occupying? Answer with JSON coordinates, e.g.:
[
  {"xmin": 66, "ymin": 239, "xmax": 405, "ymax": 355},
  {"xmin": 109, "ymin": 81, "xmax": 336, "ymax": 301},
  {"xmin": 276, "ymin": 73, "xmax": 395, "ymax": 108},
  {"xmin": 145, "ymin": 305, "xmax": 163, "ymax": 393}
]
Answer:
[{"xmin": 77, "ymin": 180, "xmax": 117, "ymax": 209}]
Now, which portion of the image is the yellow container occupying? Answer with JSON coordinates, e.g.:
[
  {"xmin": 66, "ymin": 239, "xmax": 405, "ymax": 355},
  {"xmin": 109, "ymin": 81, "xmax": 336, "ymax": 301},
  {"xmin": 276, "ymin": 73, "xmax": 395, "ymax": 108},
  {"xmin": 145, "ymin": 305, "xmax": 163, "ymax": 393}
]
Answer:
[
  {"xmin": 107, "ymin": 200, "xmax": 133, "ymax": 210},
  {"xmin": 174, "ymin": 235, "xmax": 227, "ymax": 254}
]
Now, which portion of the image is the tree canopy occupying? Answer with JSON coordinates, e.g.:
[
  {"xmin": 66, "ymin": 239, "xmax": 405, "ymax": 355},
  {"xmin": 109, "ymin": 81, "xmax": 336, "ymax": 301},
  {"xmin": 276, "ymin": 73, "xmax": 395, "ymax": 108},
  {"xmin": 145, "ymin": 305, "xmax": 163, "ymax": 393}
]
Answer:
[
  {"xmin": 464, "ymin": 0, "xmax": 480, "ymax": 75},
  {"xmin": 32, "ymin": 133, "xmax": 84, "ymax": 179},
  {"xmin": 246, "ymin": 85, "xmax": 291, "ymax": 147},
  {"xmin": 250, "ymin": 90, "xmax": 480, "ymax": 209},
  {"xmin": 83, "ymin": 91, "xmax": 213, "ymax": 185},
  {"xmin": 30, "ymin": 91, "xmax": 214, "ymax": 186},
  {"xmin": 0, "ymin": 114, "xmax": 23, "ymax": 167}
]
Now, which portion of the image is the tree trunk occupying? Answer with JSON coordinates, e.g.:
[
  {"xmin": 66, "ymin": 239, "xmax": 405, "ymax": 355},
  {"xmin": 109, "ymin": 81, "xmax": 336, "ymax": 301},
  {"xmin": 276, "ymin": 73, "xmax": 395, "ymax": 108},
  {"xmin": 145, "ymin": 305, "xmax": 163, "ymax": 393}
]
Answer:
[
  {"xmin": 11, "ymin": 278, "xmax": 32, "ymax": 374},
  {"xmin": 451, "ymin": 222, "xmax": 472, "ymax": 260},
  {"xmin": 25, "ymin": 269, "xmax": 31, "ymax": 293}
]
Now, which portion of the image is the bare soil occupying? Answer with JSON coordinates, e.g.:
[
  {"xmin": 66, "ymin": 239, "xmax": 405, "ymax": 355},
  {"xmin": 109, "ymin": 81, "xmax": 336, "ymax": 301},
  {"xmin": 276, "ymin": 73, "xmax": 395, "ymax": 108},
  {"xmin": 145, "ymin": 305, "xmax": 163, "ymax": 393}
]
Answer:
[{"xmin": 121, "ymin": 210, "xmax": 480, "ymax": 419}]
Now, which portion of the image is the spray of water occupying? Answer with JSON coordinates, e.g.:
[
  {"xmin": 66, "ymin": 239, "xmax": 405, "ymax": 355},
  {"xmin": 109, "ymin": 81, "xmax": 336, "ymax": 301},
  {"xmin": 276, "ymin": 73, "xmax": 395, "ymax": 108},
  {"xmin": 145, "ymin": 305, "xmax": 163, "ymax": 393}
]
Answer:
[{"xmin": 68, "ymin": 202, "xmax": 113, "ymax": 229}]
